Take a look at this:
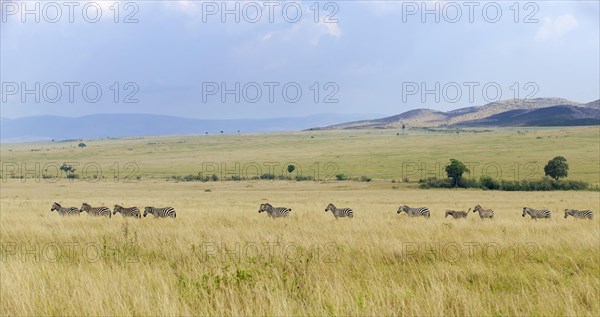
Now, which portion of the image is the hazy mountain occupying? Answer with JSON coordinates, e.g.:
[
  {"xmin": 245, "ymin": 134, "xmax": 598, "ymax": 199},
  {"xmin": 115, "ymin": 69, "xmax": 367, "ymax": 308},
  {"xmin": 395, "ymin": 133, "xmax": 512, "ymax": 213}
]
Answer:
[
  {"xmin": 0, "ymin": 113, "xmax": 381, "ymax": 143},
  {"xmin": 311, "ymin": 98, "xmax": 599, "ymax": 130}
]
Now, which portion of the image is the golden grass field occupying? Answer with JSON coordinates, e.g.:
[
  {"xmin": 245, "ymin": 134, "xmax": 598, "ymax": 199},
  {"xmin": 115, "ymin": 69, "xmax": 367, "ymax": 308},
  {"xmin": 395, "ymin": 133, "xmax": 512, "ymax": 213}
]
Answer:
[{"xmin": 1, "ymin": 127, "xmax": 599, "ymax": 316}]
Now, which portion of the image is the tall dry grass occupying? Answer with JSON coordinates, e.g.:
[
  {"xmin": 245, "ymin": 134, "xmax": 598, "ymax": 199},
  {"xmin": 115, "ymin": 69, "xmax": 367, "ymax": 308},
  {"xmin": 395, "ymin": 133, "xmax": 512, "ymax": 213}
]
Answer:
[{"xmin": 1, "ymin": 180, "xmax": 599, "ymax": 316}]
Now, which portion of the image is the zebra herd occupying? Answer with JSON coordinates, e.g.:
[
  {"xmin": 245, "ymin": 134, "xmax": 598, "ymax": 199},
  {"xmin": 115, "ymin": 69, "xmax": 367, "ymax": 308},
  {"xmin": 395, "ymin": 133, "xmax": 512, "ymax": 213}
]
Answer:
[
  {"xmin": 50, "ymin": 203, "xmax": 176, "ymax": 219},
  {"xmin": 257, "ymin": 202, "xmax": 594, "ymax": 220},
  {"xmin": 51, "ymin": 202, "xmax": 594, "ymax": 221}
]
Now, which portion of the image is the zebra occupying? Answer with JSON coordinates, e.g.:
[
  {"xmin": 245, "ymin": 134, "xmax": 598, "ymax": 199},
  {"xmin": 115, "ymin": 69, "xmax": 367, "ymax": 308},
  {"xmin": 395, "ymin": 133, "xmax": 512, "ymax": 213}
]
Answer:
[
  {"xmin": 470, "ymin": 205, "xmax": 495, "ymax": 219},
  {"xmin": 80, "ymin": 203, "xmax": 111, "ymax": 218},
  {"xmin": 51, "ymin": 202, "xmax": 80, "ymax": 216},
  {"xmin": 444, "ymin": 210, "xmax": 468, "ymax": 219},
  {"xmin": 564, "ymin": 209, "xmax": 594, "ymax": 220},
  {"xmin": 397, "ymin": 205, "xmax": 430, "ymax": 218},
  {"xmin": 113, "ymin": 205, "xmax": 141, "ymax": 218},
  {"xmin": 522, "ymin": 207, "xmax": 551, "ymax": 219},
  {"xmin": 144, "ymin": 206, "xmax": 176, "ymax": 219},
  {"xmin": 258, "ymin": 203, "xmax": 291, "ymax": 218},
  {"xmin": 325, "ymin": 203, "xmax": 353, "ymax": 219}
]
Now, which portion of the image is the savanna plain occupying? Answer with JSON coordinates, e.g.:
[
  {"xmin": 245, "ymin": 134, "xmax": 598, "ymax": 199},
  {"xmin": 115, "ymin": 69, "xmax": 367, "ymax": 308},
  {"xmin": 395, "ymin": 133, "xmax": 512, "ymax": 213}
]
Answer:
[{"xmin": 1, "ymin": 127, "xmax": 599, "ymax": 316}]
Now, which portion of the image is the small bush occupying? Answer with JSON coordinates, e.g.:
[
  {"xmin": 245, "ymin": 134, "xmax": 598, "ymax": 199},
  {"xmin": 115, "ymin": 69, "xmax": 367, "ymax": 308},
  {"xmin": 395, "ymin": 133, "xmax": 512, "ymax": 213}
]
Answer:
[
  {"xmin": 335, "ymin": 173, "xmax": 348, "ymax": 181},
  {"xmin": 480, "ymin": 176, "xmax": 500, "ymax": 190},
  {"xmin": 260, "ymin": 173, "xmax": 275, "ymax": 180},
  {"xmin": 359, "ymin": 176, "xmax": 372, "ymax": 182},
  {"xmin": 419, "ymin": 177, "xmax": 452, "ymax": 189},
  {"xmin": 459, "ymin": 178, "xmax": 479, "ymax": 188}
]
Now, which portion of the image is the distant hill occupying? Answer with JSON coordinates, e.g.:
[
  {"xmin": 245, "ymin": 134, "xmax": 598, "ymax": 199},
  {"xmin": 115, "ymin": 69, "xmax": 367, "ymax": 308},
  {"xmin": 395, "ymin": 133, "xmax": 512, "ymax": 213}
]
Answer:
[
  {"xmin": 312, "ymin": 98, "xmax": 599, "ymax": 130},
  {"xmin": 0, "ymin": 113, "xmax": 380, "ymax": 143},
  {"xmin": 457, "ymin": 105, "xmax": 600, "ymax": 126}
]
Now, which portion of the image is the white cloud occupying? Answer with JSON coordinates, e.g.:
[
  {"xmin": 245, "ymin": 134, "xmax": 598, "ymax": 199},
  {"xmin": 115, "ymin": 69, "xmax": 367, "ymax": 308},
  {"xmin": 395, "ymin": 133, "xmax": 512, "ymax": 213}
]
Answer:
[
  {"xmin": 173, "ymin": 0, "xmax": 200, "ymax": 15},
  {"xmin": 323, "ymin": 22, "xmax": 342, "ymax": 39},
  {"xmin": 536, "ymin": 14, "xmax": 579, "ymax": 41},
  {"xmin": 261, "ymin": 32, "xmax": 273, "ymax": 42},
  {"xmin": 258, "ymin": 20, "xmax": 341, "ymax": 47},
  {"xmin": 80, "ymin": 1, "xmax": 124, "ymax": 20},
  {"xmin": 365, "ymin": 1, "xmax": 446, "ymax": 16}
]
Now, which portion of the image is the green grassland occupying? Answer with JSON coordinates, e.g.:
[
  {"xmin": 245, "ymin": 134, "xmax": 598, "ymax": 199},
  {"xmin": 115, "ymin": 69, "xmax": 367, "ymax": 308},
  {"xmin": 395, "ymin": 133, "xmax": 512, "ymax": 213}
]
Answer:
[{"xmin": 1, "ymin": 126, "xmax": 599, "ymax": 185}]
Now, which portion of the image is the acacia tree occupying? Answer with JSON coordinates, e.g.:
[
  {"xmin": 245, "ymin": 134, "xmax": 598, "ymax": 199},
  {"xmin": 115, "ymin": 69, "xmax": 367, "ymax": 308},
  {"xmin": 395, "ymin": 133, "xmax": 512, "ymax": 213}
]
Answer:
[
  {"xmin": 544, "ymin": 156, "xmax": 569, "ymax": 180},
  {"xmin": 60, "ymin": 163, "xmax": 76, "ymax": 178},
  {"xmin": 445, "ymin": 159, "xmax": 469, "ymax": 187}
]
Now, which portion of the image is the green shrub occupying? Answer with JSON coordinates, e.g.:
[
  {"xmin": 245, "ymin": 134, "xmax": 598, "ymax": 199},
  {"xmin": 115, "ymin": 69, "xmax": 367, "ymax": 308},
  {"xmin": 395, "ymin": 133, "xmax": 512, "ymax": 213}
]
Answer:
[
  {"xmin": 335, "ymin": 173, "xmax": 348, "ymax": 181},
  {"xmin": 260, "ymin": 173, "xmax": 275, "ymax": 180},
  {"xmin": 419, "ymin": 177, "xmax": 452, "ymax": 189},
  {"xmin": 480, "ymin": 176, "xmax": 500, "ymax": 190},
  {"xmin": 459, "ymin": 178, "xmax": 479, "ymax": 188},
  {"xmin": 419, "ymin": 177, "xmax": 589, "ymax": 191}
]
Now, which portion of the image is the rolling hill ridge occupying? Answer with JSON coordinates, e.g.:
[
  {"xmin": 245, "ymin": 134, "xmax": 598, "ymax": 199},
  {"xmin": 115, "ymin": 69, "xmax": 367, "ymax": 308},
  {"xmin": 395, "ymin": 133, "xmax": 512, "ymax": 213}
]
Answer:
[{"xmin": 311, "ymin": 98, "xmax": 599, "ymax": 130}]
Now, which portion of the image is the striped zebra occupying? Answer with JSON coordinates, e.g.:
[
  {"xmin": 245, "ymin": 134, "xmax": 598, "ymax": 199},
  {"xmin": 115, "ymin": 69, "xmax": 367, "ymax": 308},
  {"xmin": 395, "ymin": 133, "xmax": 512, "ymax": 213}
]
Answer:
[
  {"xmin": 522, "ymin": 207, "xmax": 551, "ymax": 219},
  {"xmin": 114, "ymin": 205, "xmax": 141, "ymax": 218},
  {"xmin": 470, "ymin": 205, "xmax": 495, "ymax": 219},
  {"xmin": 144, "ymin": 206, "xmax": 176, "ymax": 219},
  {"xmin": 445, "ymin": 210, "xmax": 468, "ymax": 219},
  {"xmin": 51, "ymin": 202, "xmax": 80, "ymax": 216},
  {"xmin": 80, "ymin": 203, "xmax": 111, "ymax": 218},
  {"xmin": 397, "ymin": 205, "xmax": 430, "ymax": 218},
  {"xmin": 564, "ymin": 209, "xmax": 594, "ymax": 220},
  {"xmin": 325, "ymin": 203, "xmax": 353, "ymax": 219},
  {"xmin": 258, "ymin": 203, "xmax": 291, "ymax": 218}
]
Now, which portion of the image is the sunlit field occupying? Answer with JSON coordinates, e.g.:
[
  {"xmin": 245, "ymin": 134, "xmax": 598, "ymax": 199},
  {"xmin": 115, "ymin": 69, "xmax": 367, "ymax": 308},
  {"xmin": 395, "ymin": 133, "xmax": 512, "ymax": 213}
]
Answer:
[{"xmin": 1, "ymin": 128, "xmax": 599, "ymax": 316}]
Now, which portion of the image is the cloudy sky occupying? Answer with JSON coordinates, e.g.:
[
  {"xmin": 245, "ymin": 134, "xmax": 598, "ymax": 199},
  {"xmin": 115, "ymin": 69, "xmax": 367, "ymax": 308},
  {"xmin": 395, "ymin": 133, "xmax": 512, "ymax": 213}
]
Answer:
[{"xmin": 1, "ymin": 0, "xmax": 598, "ymax": 119}]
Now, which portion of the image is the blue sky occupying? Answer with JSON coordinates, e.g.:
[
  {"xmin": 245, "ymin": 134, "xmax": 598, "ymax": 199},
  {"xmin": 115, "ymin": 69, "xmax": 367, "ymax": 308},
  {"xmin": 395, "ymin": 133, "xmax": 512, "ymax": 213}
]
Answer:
[{"xmin": 1, "ymin": 0, "xmax": 599, "ymax": 119}]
